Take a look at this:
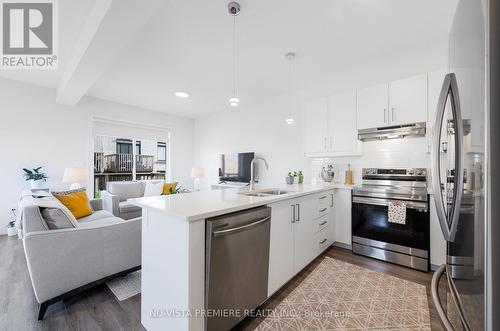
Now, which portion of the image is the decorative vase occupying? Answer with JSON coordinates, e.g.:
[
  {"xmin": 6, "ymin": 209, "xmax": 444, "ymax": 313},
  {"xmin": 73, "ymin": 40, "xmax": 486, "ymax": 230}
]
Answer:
[
  {"xmin": 285, "ymin": 176, "xmax": 294, "ymax": 185},
  {"xmin": 30, "ymin": 180, "xmax": 47, "ymax": 190},
  {"xmin": 298, "ymin": 175, "xmax": 304, "ymax": 184},
  {"xmin": 7, "ymin": 227, "xmax": 17, "ymax": 237},
  {"xmin": 293, "ymin": 176, "xmax": 299, "ymax": 184}
]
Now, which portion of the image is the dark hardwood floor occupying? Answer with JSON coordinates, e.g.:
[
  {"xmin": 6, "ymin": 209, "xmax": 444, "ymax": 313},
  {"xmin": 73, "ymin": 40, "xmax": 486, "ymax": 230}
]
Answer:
[{"xmin": 0, "ymin": 235, "xmax": 444, "ymax": 330}]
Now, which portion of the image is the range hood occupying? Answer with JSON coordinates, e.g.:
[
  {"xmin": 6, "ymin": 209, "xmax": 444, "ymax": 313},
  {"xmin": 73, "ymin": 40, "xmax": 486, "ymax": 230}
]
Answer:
[{"xmin": 358, "ymin": 122, "xmax": 426, "ymax": 141}]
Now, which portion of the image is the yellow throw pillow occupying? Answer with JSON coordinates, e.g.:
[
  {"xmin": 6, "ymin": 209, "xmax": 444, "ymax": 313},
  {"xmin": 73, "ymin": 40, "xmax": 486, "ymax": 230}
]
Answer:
[
  {"xmin": 53, "ymin": 189, "xmax": 93, "ymax": 219},
  {"xmin": 162, "ymin": 182, "xmax": 178, "ymax": 195}
]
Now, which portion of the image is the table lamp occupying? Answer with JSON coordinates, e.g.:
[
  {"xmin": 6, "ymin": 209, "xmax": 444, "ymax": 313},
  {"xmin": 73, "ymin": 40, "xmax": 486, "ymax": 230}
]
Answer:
[
  {"xmin": 63, "ymin": 168, "xmax": 88, "ymax": 190},
  {"xmin": 191, "ymin": 167, "xmax": 205, "ymax": 191}
]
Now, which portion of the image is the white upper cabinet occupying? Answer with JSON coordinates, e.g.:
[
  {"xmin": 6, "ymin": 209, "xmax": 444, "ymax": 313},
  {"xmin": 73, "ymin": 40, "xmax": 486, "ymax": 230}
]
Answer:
[
  {"xmin": 356, "ymin": 83, "xmax": 389, "ymax": 130},
  {"xmin": 356, "ymin": 74, "xmax": 428, "ymax": 130},
  {"xmin": 304, "ymin": 92, "xmax": 359, "ymax": 157},
  {"xmin": 388, "ymin": 74, "xmax": 428, "ymax": 126},
  {"xmin": 304, "ymin": 97, "xmax": 328, "ymax": 154},
  {"xmin": 327, "ymin": 91, "xmax": 358, "ymax": 153},
  {"xmin": 427, "ymin": 70, "xmax": 449, "ymax": 152}
]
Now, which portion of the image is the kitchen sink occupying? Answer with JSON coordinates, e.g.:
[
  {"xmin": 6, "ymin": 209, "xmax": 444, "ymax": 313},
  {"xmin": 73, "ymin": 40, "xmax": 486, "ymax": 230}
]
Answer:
[{"xmin": 239, "ymin": 189, "xmax": 293, "ymax": 197}]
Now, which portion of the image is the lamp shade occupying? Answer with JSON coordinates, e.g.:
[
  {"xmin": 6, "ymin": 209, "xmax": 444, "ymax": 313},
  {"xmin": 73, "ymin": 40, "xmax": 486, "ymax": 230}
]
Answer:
[
  {"xmin": 62, "ymin": 168, "xmax": 87, "ymax": 183},
  {"xmin": 191, "ymin": 167, "xmax": 205, "ymax": 178}
]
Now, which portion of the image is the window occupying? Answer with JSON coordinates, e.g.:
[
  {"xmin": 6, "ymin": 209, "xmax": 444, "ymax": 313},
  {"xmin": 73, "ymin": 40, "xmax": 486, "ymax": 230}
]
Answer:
[
  {"xmin": 116, "ymin": 139, "xmax": 132, "ymax": 154},
  {"xmin": 93, "ymin": 135, "xmax": 169, "ymax": 197},
  {"xmin": 157, "ymin": 142, "xmax": 166, "ymax": 163},
  {"xmin": 116, "ymin": 139, "xmax": 141, "ymax": 155}
]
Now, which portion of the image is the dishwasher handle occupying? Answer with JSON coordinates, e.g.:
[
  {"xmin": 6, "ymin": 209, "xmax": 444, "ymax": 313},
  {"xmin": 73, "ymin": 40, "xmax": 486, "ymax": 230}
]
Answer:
[{"xmin": 212, "ymin": 216, "xmax": 271, "ymax": 238}]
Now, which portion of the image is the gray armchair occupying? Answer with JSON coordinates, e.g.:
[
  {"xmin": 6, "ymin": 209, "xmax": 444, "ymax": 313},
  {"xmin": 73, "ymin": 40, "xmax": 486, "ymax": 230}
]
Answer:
[
  {"xmin": 21, "ymin": 197, "xmax": 141, "ymax": 320},
  {"xmin": 101, "ymin": 181, "xmax": 164, "ymax": 219}
]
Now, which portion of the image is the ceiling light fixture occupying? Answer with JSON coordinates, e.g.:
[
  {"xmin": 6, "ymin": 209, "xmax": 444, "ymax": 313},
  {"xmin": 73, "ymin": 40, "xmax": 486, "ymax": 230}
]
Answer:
[
  {"xmin": 285, "ymin": 52, "xmax": 296, "ymax": 125},
  {"xmin": 228, "ymin": 2, "xmax": 240, "ymax": 108},
  {"xmin": 175, "ymin": 91, "xmax": 190, "ymax": 98}
]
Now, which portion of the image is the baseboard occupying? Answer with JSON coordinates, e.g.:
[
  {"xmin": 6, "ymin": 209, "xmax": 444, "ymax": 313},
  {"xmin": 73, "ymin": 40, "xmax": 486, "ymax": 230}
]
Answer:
[
  {"xmin": 333, "ymin": 241, "xmax": 352, "ymax": 250},
  {"xmin": 0, "ymin": 227, "xmax": 7, "ymax": 236}
]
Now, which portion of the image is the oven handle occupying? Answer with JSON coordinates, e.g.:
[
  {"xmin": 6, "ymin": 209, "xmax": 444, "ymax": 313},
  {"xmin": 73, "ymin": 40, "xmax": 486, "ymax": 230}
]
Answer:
[{"xmin": 352, "ymin": 196, "xmax": 428, "ymax": 211}]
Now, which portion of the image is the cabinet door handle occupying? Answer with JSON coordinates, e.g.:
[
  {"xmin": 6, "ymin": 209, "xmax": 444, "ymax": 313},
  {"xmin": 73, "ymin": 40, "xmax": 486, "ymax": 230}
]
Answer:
[
  {"xmin": 391, "ymin": 107, "xmax": 395, "ymax": 122},
  {"xmin": 319, "ymin": 220, "xmax": 328, "ymax": 226},
  {"xmin": 330, "ymin": 194, "xmax": 334, "ymax": 207},
  {"xmin": 319, "ymin": 238, "xmax": 327, "ymax": 245},
  {"xmin": 330, "ymin": 136, "xmax": 333, "ymax": 149},
  {"xmin": 319, "ymin": 195, "xmax": 327, "ymax": 200},
  {"xmin": 319, "ymin": 208, "xmax": 327, "ymax": 213},
  {"xmin": 323, "ymin": 137, "xmax": 327, "ymax": 150},
  {"xmin": 384, "ymin": 108, "xmax": 387, "ymax": 123},
  {"xmin": 296, "ymin": 204, "xmax": 300, "ymax": 222},
  {"xmin": 291, "ymin": 205, "xmax": 295, "ymax": 223}
]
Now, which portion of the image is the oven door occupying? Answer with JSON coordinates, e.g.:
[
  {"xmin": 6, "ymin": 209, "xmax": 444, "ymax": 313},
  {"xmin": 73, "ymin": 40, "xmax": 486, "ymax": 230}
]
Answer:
[{"xmin": 352, "ymin": 196, "xmax": 430, "ymax": 253}]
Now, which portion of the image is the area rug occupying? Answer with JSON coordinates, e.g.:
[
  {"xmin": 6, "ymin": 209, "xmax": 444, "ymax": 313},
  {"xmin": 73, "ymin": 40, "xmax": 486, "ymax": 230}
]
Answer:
[
  {"xmin": 106, "ymin": 270, "xmax": 141, "ymax": 301},
  {"xmin": 255, "ymin": 257, "xmax": 431, "ymax": 330}
]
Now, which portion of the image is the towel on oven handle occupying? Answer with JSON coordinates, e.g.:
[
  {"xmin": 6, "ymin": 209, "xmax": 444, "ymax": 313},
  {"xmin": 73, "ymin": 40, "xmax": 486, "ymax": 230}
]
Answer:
[{"xmin": 388, "ymin": 201, "xmax": 407, "ymax": 224}]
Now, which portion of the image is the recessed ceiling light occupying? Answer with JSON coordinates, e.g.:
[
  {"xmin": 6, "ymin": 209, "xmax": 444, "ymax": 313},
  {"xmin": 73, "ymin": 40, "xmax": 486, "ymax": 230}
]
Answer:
[{"xmin": 175, "ymin": 91, "xmax": 190, "ymax": 98}]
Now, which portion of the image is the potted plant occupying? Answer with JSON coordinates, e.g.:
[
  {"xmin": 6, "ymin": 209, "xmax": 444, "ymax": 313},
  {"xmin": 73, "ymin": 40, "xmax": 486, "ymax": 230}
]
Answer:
[
  {"xmin": 6, "ymin": 220, "xmax": 16, "ymax": 237},
  {"xmin": 292, "ymin": 171, "xmax": 299, "ymax": 184},
  {"xmin": 6, "ymin": 209, "xmax": 16, "ymax": 237},
  {"xmin": 23, "ymin": 167, "xmax": 48, "ymax": 190},
  {"xmin": 286, "ymin": 172, "xmax": 294, "ymax": 185},
  {"xmin": 298, "ymin": 171, "xmax": 304, "ymax": 184}
]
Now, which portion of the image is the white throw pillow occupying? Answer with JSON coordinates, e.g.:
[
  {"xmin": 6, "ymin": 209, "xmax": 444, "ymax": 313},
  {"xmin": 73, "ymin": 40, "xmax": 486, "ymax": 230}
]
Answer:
[{"xmin": 143, "ymin": 182, "xmax": 164, "ymax": 197}]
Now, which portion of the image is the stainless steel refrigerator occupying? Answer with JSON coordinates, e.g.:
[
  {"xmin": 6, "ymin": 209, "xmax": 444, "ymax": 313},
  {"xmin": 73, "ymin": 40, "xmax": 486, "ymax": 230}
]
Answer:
[{"xmin": 430, "ymin": 0, "xmax": 489, "ymax": 330}]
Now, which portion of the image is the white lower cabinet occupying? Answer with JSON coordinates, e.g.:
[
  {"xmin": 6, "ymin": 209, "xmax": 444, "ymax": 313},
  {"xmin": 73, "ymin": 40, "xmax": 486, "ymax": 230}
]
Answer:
[{"xmin": 268, "ymin": 190, "xmax": 335, "ymax": 296}]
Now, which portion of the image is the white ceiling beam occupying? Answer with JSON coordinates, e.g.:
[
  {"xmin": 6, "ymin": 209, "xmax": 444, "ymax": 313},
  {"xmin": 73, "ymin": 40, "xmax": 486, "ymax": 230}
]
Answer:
[{"xmin": 56, "ymin": 0, "xmax": 165, "ymax": 106}]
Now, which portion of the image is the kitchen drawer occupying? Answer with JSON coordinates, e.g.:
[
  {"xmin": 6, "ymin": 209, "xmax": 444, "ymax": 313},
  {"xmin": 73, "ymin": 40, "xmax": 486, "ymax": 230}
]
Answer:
[
  {"xmin": 316, "ymin": 214, "xmax": 329, "ymax": 232},
  {"xmin": 317, "ymin": 193, "xmax": 330, "ymax": 207},
  {"xmin": 317, "ymin": 206, "xmax": 330, "ymax": 219},
  {"xmin": 316, "ymin": 226, "xmax": 330, "ymax": 254}
]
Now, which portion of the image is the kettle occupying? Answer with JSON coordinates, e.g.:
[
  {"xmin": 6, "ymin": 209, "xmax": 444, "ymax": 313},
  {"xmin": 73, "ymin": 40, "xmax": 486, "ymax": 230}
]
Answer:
[{"xmin": 321, "ymin": 164, "xmax": 335, "ymax": 182}]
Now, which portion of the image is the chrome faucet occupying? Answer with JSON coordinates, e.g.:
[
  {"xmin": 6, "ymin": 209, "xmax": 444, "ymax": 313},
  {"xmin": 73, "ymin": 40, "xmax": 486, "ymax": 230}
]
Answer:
[{"xmin": 249, "ymin": 157, "xmax": 269, "ymax": 190}]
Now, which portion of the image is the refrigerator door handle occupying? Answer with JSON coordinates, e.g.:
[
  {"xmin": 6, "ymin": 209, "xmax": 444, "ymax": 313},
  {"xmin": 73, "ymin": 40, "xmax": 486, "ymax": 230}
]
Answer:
[
  {"xmin": 431, "ymin": 264, "xmax": 454, "ymax": 331},
  {"xmin": 431, "ymin": 73, "xmax": 464, "ymax": 242}
]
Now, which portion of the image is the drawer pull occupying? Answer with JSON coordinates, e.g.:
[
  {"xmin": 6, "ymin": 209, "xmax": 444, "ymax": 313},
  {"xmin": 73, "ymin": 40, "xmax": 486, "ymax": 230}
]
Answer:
[
  {"xmin": 319, "ymin": 238, "xmax": 327, "ymax": 245},
  {"xmin": 319, "ymin": 208, "xmax": 328, "ymax": 213},
  {"xmin": 319, "ymin": 196, "xmax": 327, "ymax": 200},
  {"xmin": 319, "ymin": 221, "xmax": 327, "ymax": 226}
]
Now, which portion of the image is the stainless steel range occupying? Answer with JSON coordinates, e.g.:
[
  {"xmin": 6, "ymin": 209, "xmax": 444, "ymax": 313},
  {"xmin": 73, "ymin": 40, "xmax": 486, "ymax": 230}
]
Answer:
[{"xmin": 352, "ymin": 168, "xmax": 430, "ymax": 272}]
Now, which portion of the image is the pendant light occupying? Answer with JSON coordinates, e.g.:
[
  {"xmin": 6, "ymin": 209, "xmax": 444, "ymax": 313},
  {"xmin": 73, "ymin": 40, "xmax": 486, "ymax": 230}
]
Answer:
[
  {"xmin": 228, "ymin": 2, "xmax": 240, "ymax": 107},
  {"xmin": 285, "ymin": 52, "xmax": 296, "ymax": 125}
]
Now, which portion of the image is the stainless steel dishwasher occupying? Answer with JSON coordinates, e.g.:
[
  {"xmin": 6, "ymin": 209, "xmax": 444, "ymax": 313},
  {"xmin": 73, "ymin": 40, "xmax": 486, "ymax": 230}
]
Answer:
[{"xmin": 205, "ymin": 206, "xmax": 271, "ymax": 331}]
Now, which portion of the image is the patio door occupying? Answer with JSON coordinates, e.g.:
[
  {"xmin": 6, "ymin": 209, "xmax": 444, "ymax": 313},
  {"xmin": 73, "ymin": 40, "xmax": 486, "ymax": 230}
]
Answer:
[{"xmin": 92, "ymin": 117, "xmax": 170, "ymax": 197}]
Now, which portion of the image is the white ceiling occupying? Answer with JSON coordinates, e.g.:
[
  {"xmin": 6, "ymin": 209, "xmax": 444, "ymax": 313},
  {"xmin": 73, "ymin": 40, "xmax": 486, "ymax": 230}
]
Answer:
[{"xmin": 0, "ymin": 0, "xmax": 459, "ymax": 118}]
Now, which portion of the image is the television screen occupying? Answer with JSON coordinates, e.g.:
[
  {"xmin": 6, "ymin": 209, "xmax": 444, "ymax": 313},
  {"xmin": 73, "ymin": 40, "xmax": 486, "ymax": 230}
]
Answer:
[{"xmin": 219, "ymin": 152, "xmax": 254, "ymax": 183}]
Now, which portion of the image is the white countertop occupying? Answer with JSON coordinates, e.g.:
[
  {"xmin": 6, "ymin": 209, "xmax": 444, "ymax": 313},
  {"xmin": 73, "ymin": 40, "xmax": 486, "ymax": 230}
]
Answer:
[{"xmin": 130, "ymin": 182, "xmax": 353, "ymax": 221}]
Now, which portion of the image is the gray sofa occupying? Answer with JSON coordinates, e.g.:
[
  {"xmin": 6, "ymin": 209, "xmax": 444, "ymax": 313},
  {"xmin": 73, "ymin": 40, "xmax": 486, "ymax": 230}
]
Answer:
[
  {"xmin": 101, "ymin": 180, "xmax": 164, "ymax": 219},
  {"xmin": 21, "ymin": 196, "xmax": 141, "ymax": 320}
]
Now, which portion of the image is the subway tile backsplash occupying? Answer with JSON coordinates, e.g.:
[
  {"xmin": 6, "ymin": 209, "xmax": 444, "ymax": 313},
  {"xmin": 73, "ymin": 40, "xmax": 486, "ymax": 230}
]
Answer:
[{"xmin": 309, "ymin": 137, "xmax": 430, "ymax": 185}]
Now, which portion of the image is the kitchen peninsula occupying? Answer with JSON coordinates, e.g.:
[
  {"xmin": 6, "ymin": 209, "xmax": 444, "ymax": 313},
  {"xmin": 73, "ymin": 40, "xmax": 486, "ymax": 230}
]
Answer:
[{"xmin": 131, "ymin": 182, "xmax": 352, "ymax": 331}]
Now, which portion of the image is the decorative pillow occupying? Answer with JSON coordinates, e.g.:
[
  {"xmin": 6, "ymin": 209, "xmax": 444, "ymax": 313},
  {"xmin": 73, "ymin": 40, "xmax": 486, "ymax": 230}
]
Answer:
[
  {"xmin": 52, "ymin": 188, "xmax": 93, "ymax": 219},
  {"xmin": 162, "ymin": 182, "xmax": 178, "ymax": 195},
  {"xmin": 143, "ymin": 182, "xmax": 164, "ymax": 197},
  {"xmin": 41, "ymin": 208, "xmax": 76, "ymax": 229}
]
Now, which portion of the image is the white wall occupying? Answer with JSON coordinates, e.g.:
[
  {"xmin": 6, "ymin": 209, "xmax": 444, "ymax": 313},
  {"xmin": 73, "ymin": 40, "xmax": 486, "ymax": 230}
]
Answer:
[
  {"xmin": 0, "ymin": 78, "xmax": 194, "ymax": 230},
  {"xmin": 194, "ymin": 44, "xmax": 448, "ymax": 187}
]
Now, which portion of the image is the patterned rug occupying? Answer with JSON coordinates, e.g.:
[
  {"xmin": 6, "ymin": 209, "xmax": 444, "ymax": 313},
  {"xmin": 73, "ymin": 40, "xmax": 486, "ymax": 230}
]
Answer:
[
  {"xmin": 106, "ymin": 270, "xmax": 141, "ymax": 301},
  {"xmin": 255, "ymin": 257, "xmax": 431, "ymax": 330}
]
